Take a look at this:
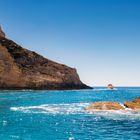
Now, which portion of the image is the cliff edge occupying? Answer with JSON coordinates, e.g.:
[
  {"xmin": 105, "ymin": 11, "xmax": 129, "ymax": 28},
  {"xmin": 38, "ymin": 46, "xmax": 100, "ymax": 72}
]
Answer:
[{"xmin": 0, "ymin": 26, "xmax": 92, "ymax": 90}]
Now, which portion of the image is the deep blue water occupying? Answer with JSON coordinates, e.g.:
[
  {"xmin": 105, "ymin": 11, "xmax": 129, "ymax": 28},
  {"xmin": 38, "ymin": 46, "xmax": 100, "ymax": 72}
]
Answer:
[{"xmin": 0, "ymin": 87, "xmax": 140, "ymax": 140}]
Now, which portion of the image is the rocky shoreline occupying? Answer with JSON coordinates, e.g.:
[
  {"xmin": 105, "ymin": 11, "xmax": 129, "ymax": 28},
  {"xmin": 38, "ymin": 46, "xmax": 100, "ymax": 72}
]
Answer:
[{"xmin": 85, "ymin": 97, "xmax": 140, "ymax": 111}]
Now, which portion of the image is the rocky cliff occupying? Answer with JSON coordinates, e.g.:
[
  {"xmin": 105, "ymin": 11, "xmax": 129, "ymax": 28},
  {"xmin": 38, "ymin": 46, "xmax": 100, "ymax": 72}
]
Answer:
[
  {"xmin": 0, "ymin": 26, "xmax": 5, "ymax": 38},
  {"xmin": 0, "ymin": 26, "xmax": 91, "ymax": 90}
]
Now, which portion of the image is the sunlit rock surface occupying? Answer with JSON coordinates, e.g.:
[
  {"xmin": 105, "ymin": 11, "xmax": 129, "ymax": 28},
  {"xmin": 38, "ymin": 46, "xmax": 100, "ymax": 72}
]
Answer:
[
  {"xmin": 0, "ymin": 26, "xmax": 91, "ymax": 90},
  {"xmin": 124, "ymin": 98, "xmax": 140, "ymax": 110},
  {"xmin": 85, "ymin": 102, "xmax": 125, "ymax": 111}
]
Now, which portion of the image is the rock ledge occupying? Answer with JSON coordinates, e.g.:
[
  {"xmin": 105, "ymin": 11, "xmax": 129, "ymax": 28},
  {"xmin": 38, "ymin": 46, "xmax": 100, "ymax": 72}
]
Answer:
[
  {"xmin": 86, "ymin": 97, "xmax": 140, "ymax": 112},
  {"xmin": 124, "ymin": 98, "xmax": 140, "ymax": 110},
  {"xmin": 85, "ymin": 102, "xmax": 125, "ymax": 111}
]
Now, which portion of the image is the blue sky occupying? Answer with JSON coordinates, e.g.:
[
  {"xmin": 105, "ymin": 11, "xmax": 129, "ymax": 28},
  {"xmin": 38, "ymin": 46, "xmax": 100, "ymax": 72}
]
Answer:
[{"xmin": 0, "ymin": 0, "xmax": 140, "ymax": 86}]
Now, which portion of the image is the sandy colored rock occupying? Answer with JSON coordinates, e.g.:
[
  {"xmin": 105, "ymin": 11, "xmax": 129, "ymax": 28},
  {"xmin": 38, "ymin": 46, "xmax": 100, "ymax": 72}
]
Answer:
[
  {"xmin": 124, "ymin": 97, "xmax": 140, "ymax": 110},
  {"xmin": 85, "ymin": 102, "xmax": 125, "ymax": 111},
  {"xmin": 0, "ymin": 26, "xmax": 91, "ymax": 90},
  {"xmin": 133, "ymin": 97, "xmax": 140, "ymax": 103}
]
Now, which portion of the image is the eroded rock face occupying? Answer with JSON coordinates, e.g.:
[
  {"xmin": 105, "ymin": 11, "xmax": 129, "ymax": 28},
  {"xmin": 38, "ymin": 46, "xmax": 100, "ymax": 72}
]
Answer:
[
  {"xmin": 0, "ymin": 44, "xmax": 23, "ymax": 87},
  {"xmin": 85, "ymin": 102, "xmax": 125, "ymax": 111},
  {"xmin": 124, "ymin": 98, "xmax": 140, "ymax": 110},
  {"xmin": 0, "ymin": 26, "xmax": 5, "ymax": 38},
  {"xmin": 0, "ymin": 27, "xmax": 91, "ymax": 90}
]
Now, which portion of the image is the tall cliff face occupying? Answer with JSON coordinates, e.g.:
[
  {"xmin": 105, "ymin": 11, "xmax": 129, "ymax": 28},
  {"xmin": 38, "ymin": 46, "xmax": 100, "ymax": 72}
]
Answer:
[{"xmin": 0, "ymin": 27, "xmax": 91, "ymax": 90}]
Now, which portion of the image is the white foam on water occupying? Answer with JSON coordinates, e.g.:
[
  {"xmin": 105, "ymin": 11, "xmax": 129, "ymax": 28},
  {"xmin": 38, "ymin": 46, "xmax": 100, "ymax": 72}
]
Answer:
[
  {"xmin": 93, "ymin": 88, "xmax": 118, "ymax": 91},
  {"xmin": 88, "ymin": 109, "xmax": 140, "ymax": 120},
  {"xmin": 69, "ymin": 137, "xmax": 75, "ymax": 140},
  {"xmin": 86, "ymin": 103, "xmax": 140, "ymax": 120},
  {"xmin": 10, "ymin": 103, "xmax": 140, "ymax": 120},
  {"xmin": 10, "ymin": 103, "xmax": 90, "ymax": 114}
]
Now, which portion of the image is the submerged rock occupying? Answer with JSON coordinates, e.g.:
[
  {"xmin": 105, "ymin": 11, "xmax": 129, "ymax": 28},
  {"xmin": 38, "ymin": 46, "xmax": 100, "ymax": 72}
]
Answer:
[
  {"xmin": 0, "ymin": 26, "xmax": 92, "ymax": 90},
  {"xmin": 124, "ymin": 97, "xmax": 140, "ymax": 110},
  {"xmin": 85, "ymin": 102, "xmax": 125, "ymax": 111},
  {"xmin": 107, "ymin": 84, "xmax": 114, "ymax": 90}
]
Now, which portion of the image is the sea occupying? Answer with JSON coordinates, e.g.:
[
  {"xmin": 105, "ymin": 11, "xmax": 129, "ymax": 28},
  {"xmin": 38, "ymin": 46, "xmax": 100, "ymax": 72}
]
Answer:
[{"xmin": 0, "ymin": 87, "xmax": 140, "ymax": 140}]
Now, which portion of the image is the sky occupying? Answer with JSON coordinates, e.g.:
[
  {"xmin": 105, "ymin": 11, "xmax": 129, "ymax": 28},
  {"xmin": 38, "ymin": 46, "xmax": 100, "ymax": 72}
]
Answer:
[{"xmin": 0, "ymin": 0, "xmax": 140, "ymax": 86}]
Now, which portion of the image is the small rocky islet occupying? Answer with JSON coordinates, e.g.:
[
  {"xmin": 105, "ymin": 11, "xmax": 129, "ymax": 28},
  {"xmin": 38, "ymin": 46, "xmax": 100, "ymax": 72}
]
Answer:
[
  {"xmin": 0, "ymin": 26, "xmax": 92, "ymax": 90},
  {"xmin": 85, "ymin": 97, "xmax": 140, "ymax": 111},
  {"xmin": 107, "ymin": 84, "xmax": 114, "ymax": 90}
]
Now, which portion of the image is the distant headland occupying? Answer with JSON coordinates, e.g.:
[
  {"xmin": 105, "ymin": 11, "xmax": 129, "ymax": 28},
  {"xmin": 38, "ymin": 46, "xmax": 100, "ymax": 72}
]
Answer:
[{"xmin": 0, "ymin": 26, "xmax": 92, "ymax": 90}]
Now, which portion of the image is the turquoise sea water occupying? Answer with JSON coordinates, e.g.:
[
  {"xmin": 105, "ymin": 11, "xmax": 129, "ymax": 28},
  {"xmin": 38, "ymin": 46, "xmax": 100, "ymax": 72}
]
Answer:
[{"xmin": 0, "ymin": 87, "xmax": 140, "ymax": 140}]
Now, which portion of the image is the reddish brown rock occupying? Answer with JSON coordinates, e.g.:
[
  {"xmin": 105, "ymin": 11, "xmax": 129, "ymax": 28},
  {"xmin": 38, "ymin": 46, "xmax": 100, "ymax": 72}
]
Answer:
[
  {"xmin": 124, "ymin": 97, "xmax": 140, "ymax": 110},
  {"xmin": 85, "ymin": 102, "xmax": 125, "ymax": 111},
  {"xmin": 0, "ymin": 26, "xmax": 92, "ymax": 90},
  {"xmin": 0, "ymin": 26, "xmax": 5, "ymax": 38}
]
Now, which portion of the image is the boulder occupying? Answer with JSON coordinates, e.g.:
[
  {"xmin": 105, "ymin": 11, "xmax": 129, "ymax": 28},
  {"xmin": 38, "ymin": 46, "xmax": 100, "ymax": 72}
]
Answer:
[
  {"xmin": 133, "ymin": 97, "xmax": 140, "ymax": 103},
  {"xmin": 85, "ymin": 102, "xmax": 125, "ymax": 111},
  {"xmin": 124, "ymin": 97, "xmax": 140, "ymax": 110}
]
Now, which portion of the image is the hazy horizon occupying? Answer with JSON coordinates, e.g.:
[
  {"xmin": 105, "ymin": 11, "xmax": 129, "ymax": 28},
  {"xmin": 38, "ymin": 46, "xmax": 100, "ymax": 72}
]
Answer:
[{"xmin": 0, "ymin": 0, "xmax": 140, "ymax": 86}]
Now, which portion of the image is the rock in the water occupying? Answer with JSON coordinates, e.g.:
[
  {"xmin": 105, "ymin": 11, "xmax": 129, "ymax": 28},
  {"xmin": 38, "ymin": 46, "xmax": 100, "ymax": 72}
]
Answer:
[
  {"xmin": 124, "ymin": 97, "xmax": 140, "ymax": 110},
  {"xmin": 107, "ymin": 84, "xmax": 114, "ymax": 90},
  {"xmin": 0, "ymin": 26, "xmax": 92, "ymax": 90},
  {"xmin": 133, "ymin": 97, "xmax": 140, "ymax": 103},
  {"xmin": 85, "ymin": 102, "xmax": 125, "ymax": 111},
  {"xmin": 0, "ymin": 26, "xmax": 5, "ymax": 38}
]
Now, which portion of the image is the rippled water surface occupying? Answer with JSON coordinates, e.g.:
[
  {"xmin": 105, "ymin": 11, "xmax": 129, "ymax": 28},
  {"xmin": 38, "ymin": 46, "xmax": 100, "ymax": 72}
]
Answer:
[{"xmin": 0, "ymin": 87, "xmax": 140, "ymax": 140}]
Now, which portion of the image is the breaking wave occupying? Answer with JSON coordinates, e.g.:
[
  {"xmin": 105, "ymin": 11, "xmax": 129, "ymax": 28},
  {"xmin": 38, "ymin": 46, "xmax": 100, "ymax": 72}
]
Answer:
[
  {"xmin": 10, "ymin": 103, "xmax": 90, "ymax": 114},
  {"xmin": 89, "ymin": 110, "xmax": 140, "ymax": 120}
]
